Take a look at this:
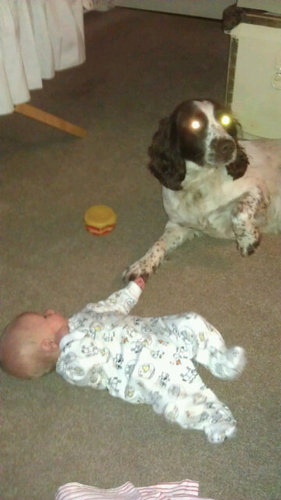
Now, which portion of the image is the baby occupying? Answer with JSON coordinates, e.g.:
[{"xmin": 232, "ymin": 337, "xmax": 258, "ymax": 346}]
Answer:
[{"xmin": 0, "ymin": 277, "xmax": 246, "ymax": 443}]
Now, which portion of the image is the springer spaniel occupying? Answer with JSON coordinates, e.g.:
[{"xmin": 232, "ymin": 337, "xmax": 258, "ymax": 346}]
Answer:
[{"xmin": 123, "ymin": 99, "xmax": 281, "ymax": 281}]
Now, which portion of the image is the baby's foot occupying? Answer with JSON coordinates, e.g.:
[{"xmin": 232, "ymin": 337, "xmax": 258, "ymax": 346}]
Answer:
[
  {"xmin": 205, "ymin": 419, "xmax": 237, "ymax": 444},
  {"xmin": 210, "ymin": 346, "xmax": 246, "ymax": 380}
]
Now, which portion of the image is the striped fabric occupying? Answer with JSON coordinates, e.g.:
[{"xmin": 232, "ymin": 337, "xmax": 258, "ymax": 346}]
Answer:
[
  {"xmin": 55, "ymin": 479, "xmax": 215, "ymax": 500},
  {"xmin": 138, "ymin": 479, "xmax": 199, "ymax": 499},
  {"xmin": 55, "ymin": 481, "xmax": 140, "ymax": 500}
]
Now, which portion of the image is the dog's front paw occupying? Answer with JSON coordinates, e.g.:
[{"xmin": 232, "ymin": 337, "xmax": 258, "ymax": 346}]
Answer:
[
  {"xmin": 123, "ymin": 243, "xmax": 166, "ymax": 282},
  {"xmin": 236, "ymin": 230, "xmax": 261, "ymax": 256},
  {"xmin": 122, "ymin": 259, "xmax": 153, "ymax": 283}
]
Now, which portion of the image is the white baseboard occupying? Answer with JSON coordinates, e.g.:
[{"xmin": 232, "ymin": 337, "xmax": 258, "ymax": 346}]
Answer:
[{"xmin": 115, "ymin": 0, "xmax": 234, "ymax": 19}]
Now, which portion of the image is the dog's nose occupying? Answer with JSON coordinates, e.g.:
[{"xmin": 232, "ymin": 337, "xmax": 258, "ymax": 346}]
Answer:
[{"xmin": 217, "ymin": 138, "xmax": 235, "ymax": 156}]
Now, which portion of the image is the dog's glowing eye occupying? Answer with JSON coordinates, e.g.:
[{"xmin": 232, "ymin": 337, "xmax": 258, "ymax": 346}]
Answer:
[
  {"xmin": 190, "ymin": 120, "xmax": 201, "ymax": 130},
  {"xmin": 221, "ymin": 114, "xmax": 231, "ymax": 126}
]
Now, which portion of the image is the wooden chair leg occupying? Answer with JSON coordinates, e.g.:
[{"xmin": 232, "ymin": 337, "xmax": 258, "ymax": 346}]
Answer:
[{"xmin": 14, "ymin": 103, "xmax": 87, "ymax": 138}]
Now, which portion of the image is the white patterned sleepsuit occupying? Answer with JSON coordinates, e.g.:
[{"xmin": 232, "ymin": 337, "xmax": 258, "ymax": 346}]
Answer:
[{"xmin": 56, "ymin": 281, "xmax": 245, "ymax": 443}]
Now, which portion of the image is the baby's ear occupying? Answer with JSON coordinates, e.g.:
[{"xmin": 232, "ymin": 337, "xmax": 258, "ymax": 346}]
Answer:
[{"xmin": 41, "ymin": 338, "xmax": 59, "ymax": 352}]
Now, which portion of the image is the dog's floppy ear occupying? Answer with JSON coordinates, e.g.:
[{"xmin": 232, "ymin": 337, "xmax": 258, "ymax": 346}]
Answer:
[{"xmin": 148, "ymin": 116, "xmax": 186, "ymax": 191}]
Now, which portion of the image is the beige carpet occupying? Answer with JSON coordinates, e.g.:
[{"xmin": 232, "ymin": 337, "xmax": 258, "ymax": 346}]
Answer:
[{"xmin": 0, "ymin": 7, "xmax": 280, "ymax": 500}]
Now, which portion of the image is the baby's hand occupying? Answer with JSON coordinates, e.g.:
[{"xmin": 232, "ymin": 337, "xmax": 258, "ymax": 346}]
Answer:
[{"xmin": 134, "ymin": 276, "xmax": 146, "ymax": 290}]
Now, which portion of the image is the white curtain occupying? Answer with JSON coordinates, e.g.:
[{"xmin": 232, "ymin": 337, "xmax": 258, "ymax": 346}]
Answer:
[{"xmin": 0, "ymin": 0, "xmax": 85, "ymax": 115}]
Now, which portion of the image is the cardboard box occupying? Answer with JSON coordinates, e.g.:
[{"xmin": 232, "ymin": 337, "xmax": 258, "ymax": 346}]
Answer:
[{"xmin": 225, "ymin": 11, "xmax": 281, "ymax": 138}]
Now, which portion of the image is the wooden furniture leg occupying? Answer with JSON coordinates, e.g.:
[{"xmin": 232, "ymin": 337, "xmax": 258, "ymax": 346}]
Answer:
[{"xmin": 14, "ymin": 103, "xmax": 87, "ymax": 138}]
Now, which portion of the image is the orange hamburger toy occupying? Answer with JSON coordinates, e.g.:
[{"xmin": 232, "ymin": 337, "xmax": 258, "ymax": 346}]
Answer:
[{"xmin": 84, "ymin": 205, "xmax": 117, "ymax": 236}]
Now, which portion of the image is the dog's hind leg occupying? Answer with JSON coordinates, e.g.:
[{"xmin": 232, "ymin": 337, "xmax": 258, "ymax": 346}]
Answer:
[{"xmin": 123, "ymin": 222, "xmax": 197, "ymax": 282}]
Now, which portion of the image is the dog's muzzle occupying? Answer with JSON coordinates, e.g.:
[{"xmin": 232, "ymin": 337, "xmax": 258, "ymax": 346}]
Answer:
[{"xmin": 210, "ymin": 137, "xmax": 236, "ymax": 164}]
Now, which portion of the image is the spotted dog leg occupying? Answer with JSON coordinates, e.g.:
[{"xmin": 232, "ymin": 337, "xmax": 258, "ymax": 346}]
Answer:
[
  {"xmin": 232, "ymin": 186, "xmax": 269, "ymax": 256},
  {"xmin": 123, "ymin": 222, "xmax": 198, "ymax": 282}
]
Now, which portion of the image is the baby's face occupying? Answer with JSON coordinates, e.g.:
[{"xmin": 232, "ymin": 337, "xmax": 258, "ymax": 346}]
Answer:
[{"xmin": 18, "ymin": 310, "xmax": 68, "ymax": 343}]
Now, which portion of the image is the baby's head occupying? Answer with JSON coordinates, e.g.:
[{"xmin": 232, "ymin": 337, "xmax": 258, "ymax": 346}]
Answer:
[{"xmin": 0, "ymin": 310, "xmax": 68, "ymax": 379}]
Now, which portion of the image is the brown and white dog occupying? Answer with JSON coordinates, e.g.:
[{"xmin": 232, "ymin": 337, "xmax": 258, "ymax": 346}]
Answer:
[{"xmin": 123, "ymin": 99, "xmax": 281, "ymax": 281}]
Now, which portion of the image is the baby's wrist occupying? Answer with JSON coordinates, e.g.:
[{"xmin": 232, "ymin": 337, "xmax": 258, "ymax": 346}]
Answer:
[{"xmin": 134, "ymin": 277, "xmax": 145, "ymax": 290}]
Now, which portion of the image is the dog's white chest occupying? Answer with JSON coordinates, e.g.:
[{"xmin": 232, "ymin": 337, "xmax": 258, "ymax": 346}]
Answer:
[{"xmin": 162, "ymin": 167, "xmax": 237, "ymax": 236}]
